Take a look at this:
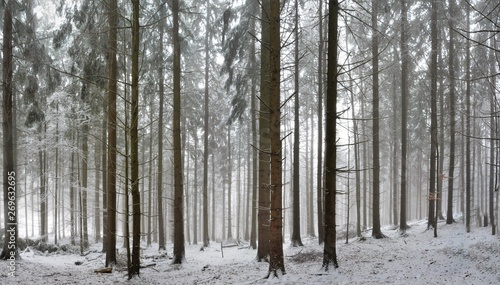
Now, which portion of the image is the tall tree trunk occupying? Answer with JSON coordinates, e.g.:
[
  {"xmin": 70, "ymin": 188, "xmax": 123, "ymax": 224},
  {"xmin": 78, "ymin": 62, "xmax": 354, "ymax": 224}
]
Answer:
[
  {"xmin": 465, "ymin": 4, "xmax": 471, "ymax": 233},
  {"xmin": 157, "ymin": 3, "xmax": 166, "ymax": 251},
  {"xmin": 399, "ymin": 0, "xmax": 410, "ymax": 231},
  {"xmin": 105, "ymin": 0, "xmax": 118, "ymax": 267},
  {"xmin": 291, "ymin": 0, "xmax": 303, "ymax": 247},
  {"xmin": 129, "ymin": 0, "xmax": 141, "ymax": 277},
  {"xmin": 70, "ymin": 134, "xmax": 77, "ymax": 246},
  {"xmin": 316, "ymin": 0, "xmax": 325, "ymax": 245},
  {"xmin": 193, "ymin": 136, "xmax": 199, "ymax": 244},
  {"xmin": 428, "ymin": 0, "xmax": 438, "ymax": 235},
  {"xmin": 94, "ymin": 130, "xmax": 101, "ymax": 243},
  {"xmin": 202, "ymin": 0, "xmax": 211, "ymax": 248},
  {"xmin": 1, "ymin": 2, "xmax": 17, "ymax": 259},
  {"xmin": 267, "ymin": 0, "xmax": 285, "ymax": 277},
  {"xmin": 371, "ymin": 0, "xmax": 384, "ymax": 239},
  {"xmin": 102, "ymin": 116, "xmax": 107, "ymax": 252},
  {"xmin": 442, "ymin": 0, "xmax": 456, "ymax": 224},
  {"xmin": 172, "ymin": 0, "xmax": 185, "ymax": 264},
  {"xmin": 227, "ymin": 127, "xmax": 233, "ymax": 240},
  {"xmin": 82, "ymin": 118, "xmax": 89, "ymax": 248},
  {"xmin": 249, "ymin": 0, "xmax": 258, "ymax": 249},
  {"xmin": 257, "ymin": 0, "xmax": 271, "ymax": 262},
  {"xmin": 488, "ymin": 28, "xmax": 496, "ymax": 236},
  {"xmin": 322, "ymin": 0, "xmax": 339, "ymax": 271}
]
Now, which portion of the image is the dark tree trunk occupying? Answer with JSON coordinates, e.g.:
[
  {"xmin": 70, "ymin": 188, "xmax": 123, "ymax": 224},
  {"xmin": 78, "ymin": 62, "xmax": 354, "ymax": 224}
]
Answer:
[
  {"xmin": 267, "ymin": 0, "xmax": 285, "ymax": 277},
  {"xmin": 446, "ymin": 0, "xmax": 457, "ymax": 225},
  {"xmin": 371, "ymin": 0, "xmax": 384, "ymax": 239},
  {"xmin": 316, "ymin": 0, "xmax": 325, "ymax": 245},
  {"xmin": 172, "ymin": 0, "xmax": 185, "ymax": 264},
  {"xmin": 291, "ymin": 0, "xmax": 303, "ymax": 247},
  {"xmin": 105, "ymin": 0, "xmax": 118, "ymax": 267},
  {"xmin": 157, "ymin": 3, "xmax": 166, "ymax": 251},
  {"xmin": 322, "ymin": 0, "xmax": 339, "ymax": 271},
  {"xmin": 129, "ymin": 0, "xmax": 141, "ymax": 277},
  {"xmin": 399, "ymin": 0, "xmax": 410, "ymax": 232},
  {"xmin": 257, "ymin": 0, "xmax": 271, "ymax": 262},
  {"xmin": 1, "ymin": 3, "xmax": 17, "ymax": 260},
  {"xmin": 428, "ymin": 0, "xmax": 438, "ymax": 235}
]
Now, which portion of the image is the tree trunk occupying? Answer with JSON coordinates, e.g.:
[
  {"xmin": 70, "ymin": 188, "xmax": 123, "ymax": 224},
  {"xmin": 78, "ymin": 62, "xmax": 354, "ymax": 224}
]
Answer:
[
  {"xmin": 249, "ymin": 0, "xmax": 258, "ymax": 249},
  {"xmin": 202, "ymin": 0, "xmax": 211, "ymax": 248},
  {"xmin": 291, "ymin": 0, "xmax": 303, "ymax": 247},
  {"xmin": 102, "ymin": 115, "xmax": 107, "ymax": 252},
  {"xmin": 322, "ymin": 0, "xmax": 339, "ymax": 271},
  {"xmin": 157, "ymin": 3, "xmax": 167, "ymax": 251},
  {"xmin": 428, "ymin": 0, "xmax": 438, "ymax": 235},
  {"xmin": 446, "ymin": 0, "xmax": 456, "ymax": 224},
  {"xmin": 399, "ymin": 0, "xmax": 410, "ymax": 232},
  {"xmin": 1, "ymin": 2, "xmax": 17, "ymax": 259},
  {"xmin": 172, "ymin": 0, "xmax": 185, "ymax": 264},
  {"xmin": 488, "ymin": 27, "xmax": 496, "ymax": 235},
  {"xmin": 105, "ymin": 0, "xmax": 118, "ymax": 267},
  {"xmin": 316, "ymin": 0, "xmax": 325, "ymax": 245},
  {"xmin": 267, "ymin": 0, "xmax": 285, "ymax": 277},
  {"xmin": 129, "ymin": 0, "xmax": 141, "ymax": 277},
  {"xmin": 371, "ymin": 0, "xmax": 384, "ymax": 239},
  {"xmin": 465, "ymin": 4, "xmax": 471, "ymax": 233},
  {"xmin": 82, "ymin": 118, "xmax": 89, "ymax": 248},
  {"xmin": 257, "ymin": 0, "xmax": 271, "ymax": 262},
  {"xmin": 227, "ymin": 127, "xmax": 233, "ymax": 240}
]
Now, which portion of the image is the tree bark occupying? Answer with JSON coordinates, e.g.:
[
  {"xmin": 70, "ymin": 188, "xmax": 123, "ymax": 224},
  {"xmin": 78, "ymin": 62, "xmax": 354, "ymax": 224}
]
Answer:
[
  {"xmin": 465, "ymin": 4, "xmax": 471, "ymax": 233},
  {"xmin": 371, "ymin": 0, "xmax": 384, "ymax": 239},
  {"xmin": 1, "ymin": 2, "xmax": 17, "ymax": 259},
  {"xmin": 399, "ymin": 0, "xmax": 410, "ymax": 232},
  {"xmin": 316, "ymin": 0, "xmax": 324, "ymax": 245},
  {"xmin": 291, "ymin": 0, "xmax": 303, "ymax": 247},
  {"xmin": 202, "ymin": 0, "xmax": 211, "ymax": 248},
  {"xmin": 428, "ymin": 0, "xmax": 438, "ymax": 235},
  {"xmin": 446, "ymin": 0, "xmax": 457, "ymax": 226},
  {"xmin": 267, "ymin": 0, "xmax": 285, "ymax": 277},
  {"xmin": 322, "ymin": 0, "xmax": 339, "ymax": 271},
  {"xmin": 257, "ymin": 0, "xmax": 271, "ymax": 262},
  {"xmin": 129, "ymin": 0, "xmax": 141, "ymax": 277},
  {"xmin": 105, "ymin": 0, "xmax": 118, "ymax": 267},
  {"xmin": 172, "ymin": 0, "xmax": 185, "ymax": 264}
]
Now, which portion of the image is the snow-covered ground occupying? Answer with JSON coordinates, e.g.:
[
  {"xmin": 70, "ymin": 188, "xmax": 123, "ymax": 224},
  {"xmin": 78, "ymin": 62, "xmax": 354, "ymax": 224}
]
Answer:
[{"xmin": 4, "ymin": 219, "xmax": 500, "ymax": 284}]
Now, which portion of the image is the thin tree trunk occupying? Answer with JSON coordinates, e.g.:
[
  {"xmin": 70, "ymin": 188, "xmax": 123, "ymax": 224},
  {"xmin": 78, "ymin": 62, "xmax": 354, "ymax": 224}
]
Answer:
[
  {"xmin": 488, "ymin": 28, "xmax": 496, "ymax": 235},
  {"xmin": 157, "ymin": 3, "xmax": 166, "ymax": 251},
  {"xmin": 249, "ymin": 0, "xmax": 258, "ymax": 248},
  {"xmin": 82, "ymin": 118, "xmax": 89, "ymax": 248},
  {"xmin": 465, "ymin": 4, "xmax": 471, "ymax": 233},
  {"xmin": 202, "ymin": 0, "xmax": 211, "ymax": 248},
  {"xmin": 316, "ymin": 0, "xmax": 324, "ymax": 245},
  {"xmin": 102, "ymin": 115, "xmax": 107, "ymax": 252}
]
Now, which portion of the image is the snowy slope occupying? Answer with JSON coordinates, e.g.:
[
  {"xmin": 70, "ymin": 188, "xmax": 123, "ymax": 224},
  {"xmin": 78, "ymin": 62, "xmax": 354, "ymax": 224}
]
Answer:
[{"xmin": 5, "ymin": 219, "xmax": 499, "ymax": 285}]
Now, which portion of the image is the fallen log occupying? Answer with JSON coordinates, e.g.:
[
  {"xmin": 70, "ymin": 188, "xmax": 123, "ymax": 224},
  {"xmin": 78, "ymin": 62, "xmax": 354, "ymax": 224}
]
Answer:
[{"xmin": 94, "ymin": 268, "xmax": 113, "ymax": 274}]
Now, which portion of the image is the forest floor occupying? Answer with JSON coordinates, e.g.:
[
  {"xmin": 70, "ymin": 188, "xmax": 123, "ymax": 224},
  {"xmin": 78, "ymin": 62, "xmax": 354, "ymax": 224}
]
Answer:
[{"xmin": 3, "ymin": 218, "xmax": 500, "ymax": 285}]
